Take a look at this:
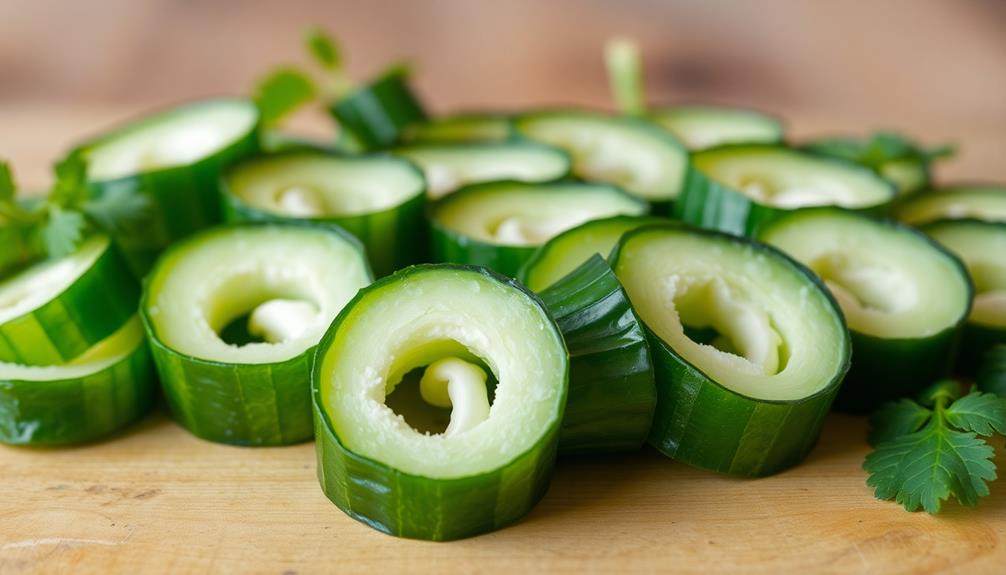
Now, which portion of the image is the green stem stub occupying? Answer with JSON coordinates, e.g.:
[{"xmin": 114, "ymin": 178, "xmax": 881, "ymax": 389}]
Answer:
[
  {"xmin": 605, "ymin": 37, "xmax": 646, "ymax": 116},
  {"xmin": 611, "ymin": 224, "xmax": 850, "ymax": 476},
  {"xmin": 328, "ymin": 67, "xmax": 428, "ymax": 151},
  {"xmin": 142, "ymin": 223, "xmax": 372, "ymax": 446},
  {"xmin": 312, "ymin": 264, "xmax": 568, "ymax": 540}
]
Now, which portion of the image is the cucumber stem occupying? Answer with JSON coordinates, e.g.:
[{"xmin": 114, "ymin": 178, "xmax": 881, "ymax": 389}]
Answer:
[
  {"xmin": 419, "ymin": 357, "xmax": 490, "ymax": 436},
  {"xmin": 605, "ymin": 37, "xmax": 646, "ymax": 116}
]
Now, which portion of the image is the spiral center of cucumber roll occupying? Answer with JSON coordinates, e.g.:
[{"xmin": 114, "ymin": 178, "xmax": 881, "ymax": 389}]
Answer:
[
  {"xmin": 246, "ymin": 299, "xmax": 320, "ymax": 343},
  {"xmin": 0, "ymin": 236, "xmax": 105, "ymax": 324},
  {"xmin": 418, "ymin": 358, "xmax": 491, "ymax": 436},
  {"xmin": 812, "ymin": 253, "xmax": 916, "ymax": 315},
  {"xmin": 86, "ymin": 100, "xmax": 258, "ymax": 180},
  {"xmin": 275, "ymin": 186, "xmax": 326, "ymax": 217}
]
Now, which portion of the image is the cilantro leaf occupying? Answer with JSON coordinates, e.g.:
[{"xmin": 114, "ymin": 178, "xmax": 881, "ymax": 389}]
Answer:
[
  {"xmin": 82, "ymin": 184, "xmax": 153, "ymax": 234},
  {"xmin": 945, "ymin": 391, "xmax": 1006, "ymax": 436},
  {"xmin": 50, "ymin": 151, "xmax": 89, "ymax": 207},
  {"xmin": 0, "ymin": 160, "xmax": 15, "ymax": 204},
  {"xmin": 978, "ymin": 345, "xmax": 1006, "ymax": 397},
  {"xmin": 868, "ymin": 398, "xmax": 931, "ymax": 446},
  {"xmin": 254, "ymin": 68, "xmax": 317, "ymax": 126},
  {"xmin": 305, "ymin": 28, "xmax": 341, "ymax": 70},
  {"xmin": 39, "ymin": 206, "xmax": 86, "ymax": 259}
]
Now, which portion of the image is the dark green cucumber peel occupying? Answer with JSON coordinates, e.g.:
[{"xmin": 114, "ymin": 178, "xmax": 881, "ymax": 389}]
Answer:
[
  {"xmin": 611, "ymin": 225, "xmax": 851, "ymax": 476},
  {"xmin": 0, "ymin": 317, "xmax": 156, "ymax": 445},
  {"xmin": 0, "ymin": 236, "xmax": 139, "ymax": 366},
  {"xmin": 977, "ymin": 345, "xmax": 1006, "ymax": 396},
  {"xmin": 429, "ymin": 180, "xmax": 648, "ymax": 277},
  {"xmin": 674, "ymin": 144, "xmax": 896, "ymax": 237},
  {"xmin": 141, "ymin": 223, "xmax": 373, "ymax": 446},
  {"xmin": 758, "ymin": 208, "xmax": 973, "ymax": 414},
  {"xmin": 538, "ymin": 255, "xmax": 655, "ymax": 454},
  {"xmin": 402, "ymin": 113, "xmax": 514, "ymax": 144},
  {"xmin": 220, "ymin": 150, "xmax": 427, "ymax": 277},
  {"xmin": 312, "ymin": 265, "xmax": 567, "ymax": 540},
  {"xmin": 75, "ymin": 99, "xmax": 261, "ymax": 275},
  {"xmin": 328, "ymin": 68, "xmax": 428, "ymax": 151}
]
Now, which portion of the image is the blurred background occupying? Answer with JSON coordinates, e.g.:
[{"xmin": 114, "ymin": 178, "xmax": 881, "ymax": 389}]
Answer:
[{"xmin": 1, "ymin": 0, "xmax": 1004, "ymax": 186}]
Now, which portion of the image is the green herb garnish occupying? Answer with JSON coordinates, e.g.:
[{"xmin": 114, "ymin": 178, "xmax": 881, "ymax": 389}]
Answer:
[{"xmin": 864, "ymin": 379, "xmax": 1006, "ymax": 513}]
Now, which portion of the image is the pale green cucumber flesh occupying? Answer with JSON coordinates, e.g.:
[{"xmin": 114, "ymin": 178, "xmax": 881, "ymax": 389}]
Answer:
[
  {"xmin": 650, "ymin": 105, "xmax": 783, "ymax": 150},
  {"xmin": 898, "ymin": 185, "xmax": 1006, "ymax": 225}
]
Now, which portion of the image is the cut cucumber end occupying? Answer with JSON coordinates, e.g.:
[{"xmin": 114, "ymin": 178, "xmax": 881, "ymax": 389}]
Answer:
[
  {"xmin": 401, "ymin": 113, "xmax": 513, "ymax": 144},
  {"xmin": 897, "ymin": 184, "xmax": 1006, "ymax": 226},
  {"xmin": 650, "ymin": 105, "xmax": 784, "ymax": 150}
]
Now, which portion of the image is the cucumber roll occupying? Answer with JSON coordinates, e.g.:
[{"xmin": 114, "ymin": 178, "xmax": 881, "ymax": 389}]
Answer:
[
  {"xmin": 611, "ymin": 225, "xmax": 850, "ymax": 476},
  {"xmin": 650, "ymin": 105, "xmax": 784, "ymax": 150},
  {"xmin": 221, "ymin": 150, "xmax": 426, "ymax": 277},
  {"xmin": 759, "ymin": 208, "xmax": 972, "ymax": 413},
  {"xmin": 394, "ymin": 142, "xmax": 571, "ymax": 200},
  {"xmin": 0, "ymin": 316, "xmax": 155, "ymax": 445},
  {"xmin": 0, "ymin": 235, "xmax": 138, "ymax": 366},
  {"xmin": 402, "ymin": 113, "xmax": 513, "ymax": 144},
  {"xmin": 538, "ymin": 255, "xmax": 655, "ymax": 454},
  {"xmin": 429, "ymin": 181, "xmax": 647, "ymax": 277},
  {"xmin": 897, "ymin": 184, "xmax": 1006, "ymax": 226},
  {"xmin": 76, "ymin": 99, "xmax": 260, "ymax": 274},
  {"xmin": 675, "ymin": 144, "xmax": 895, "ymax": 236},
  {"xmin": 923, "ymin": 219, "xmax": 1006, "ymax": 374},
  {"xmin": 142, "ymin": 224, "xmax": 372, "ymax": 446},
  {"xmin": 519, "ymin": 215, "xmax": 664, "ymax": 292},
  {"xmin": 312, "ymin": 265, "xmax": 567, "ymax": 540},
  {"xmin": 514, "ymin": 110, "xmax": 687, "ymax": 211},
  {"xmin": 328, "ymin": 68, "xmax": 427, "ymax": 151}
]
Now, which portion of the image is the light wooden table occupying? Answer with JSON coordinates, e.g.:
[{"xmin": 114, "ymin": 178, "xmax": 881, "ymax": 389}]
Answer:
[{"xmin": 1, "ymin": 104, "xmax": 1004, "ymax": 574}]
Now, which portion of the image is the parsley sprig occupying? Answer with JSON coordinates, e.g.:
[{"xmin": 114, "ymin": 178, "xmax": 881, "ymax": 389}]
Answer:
[
  {"xmin": 864, "ymin": 379, "xmax": 1006, "ymax": 513},
  {"xmin": 0, "ymin": 154, "xmax": 150, "ymax": 274},
  {"xmin": 808, "ymin": 132, "xmax": 955, "ymax": 170}
]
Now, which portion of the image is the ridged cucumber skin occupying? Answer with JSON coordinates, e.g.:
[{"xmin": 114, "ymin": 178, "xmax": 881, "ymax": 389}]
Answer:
[
  {"xmin": 220, "ymin": 155, "xmax": 427, "ymax": 278},
  {"xmin": 674, "ymin": 146, "xmax": 896, "ymax": 236},
  {"xmin": 958, "ymin": 323, "xmax": 1006, "ymax": 377},
  {"xmin": 0, "ymin": 324, "xmax": 155, "ymax": 445},
  {"xmin": 77, "ymin": 100, "xmax": 261, "ymax": 276},
  {"xmin": 539, "ymin": 255, "xmax": 655, "ymax": 454},
  {"xmin": 328, "ymin": 69, "xmax": 428, "ymax": 151},
  {"xmin": 0, "ymin": 238, "xmax": 139, "ymax": 366},
  {"xmin": 312, "ymin": 264, "xmax": 565, "ymax": 541},
  {"xmin": 610, "ymin": 226, "xmax": 851, "ymax": 476},
  {"xmin": 428, "ymin": 225, "xmax": 534, "ymax": 278}
]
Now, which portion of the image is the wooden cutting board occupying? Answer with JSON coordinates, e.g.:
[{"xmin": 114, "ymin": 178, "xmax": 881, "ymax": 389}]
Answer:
[{"xmin": 1, "ymin": 105, "xmax": 1004, "ymax": 574}]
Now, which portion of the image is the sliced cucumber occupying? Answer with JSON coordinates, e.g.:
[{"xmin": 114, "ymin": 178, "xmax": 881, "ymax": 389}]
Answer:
[
  {"xmin": 611, "ymin": 225, "xmax": 849, "ymax": 476},
  {"xmin": 538, "ymin": 255, "xmax": 654, "ymax": 454},
  {"xmin": 142, "ymin": 223, "xmax": 372, "ymax": 446},
  {"xmin": 394, "ymin": 142, "xmax": 571, "ymax": 199},
  {"xmin": 514, "ymin": 110, "xmax": 687, "ymax": 209},
  {"xmin": 923, "ymin": 219, "xmax": 1006, "ymax": 374},
  {"xmin": 759, "ymin": 208, "xmax": 972, "ymax": 412},
  {"xmin": 676, "ymin": 144, "xmax": 895, "ymax": 236},
  {"xmin": 650, "ymin": 105, "xmax": 784, "ymax": 150},
  {"xmin": 430, "ymin": 181, "xmax": 648, "ymax": 277},
  {"xmin": 0, "ymin": 235, "xmax": 138, "ymax": 366},
  {"xmin": 402, "ymin": 113, "xmax": 512, "ymax": 144},
  {"xmin": 221, "ymin": 150, "xmax": 426, "ymax": 277},
  {"xmin": 328, "ymin": 68, "xmax": 427, "ymax": 151},
  {"xmin": 897, "ymin": 184, "xmax": 1006, "ymax": 226},
  {"xmin": 313, "ymin": 264, "xmax": 567, "ymax": 540},
  {"xmin": 0, "ymin": 316, "xmax": 155, "ymax": 445},
  {"xmin": 519, "ymin": 214, "xmax": 664, "ymax": 292},
  {"xmin": 77, "ymin": 99, "xmax": 260, "ymax": 274}
]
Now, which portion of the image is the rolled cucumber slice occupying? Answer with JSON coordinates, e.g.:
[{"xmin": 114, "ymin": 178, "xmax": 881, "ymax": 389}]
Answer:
[
  {"xmin": 313, "ymin": 264, "xmax": 567, "ymax": 540},
  {"xmin": 76, "ymin": 99, "xmax": 260, "ymax": 274},
  {"xmin": 538, "ymin": 255, "xmax": 654, "ymax": 454},
  {"xmin": 429, "ymin": 181, "xmax": 648, "ymax": 277},
  {"xmin": 649, "ymin": 105, "xmax": 784, "ymax": 150},
  {"xmin": 328, "ymin": 68, "xmax": 428, "ymax": 151},
  {"xmin": 519, "ymin": 214, "xmax": 664, "ymax": 292},
  {"xmin": 221, "ymin": 150, "xmax": 426, "ymax": 277},
  {"xmin": 0, "ymin": 316, "xmax": 155, "ymax": 445},
  {"xmin": 514, "ymin": 110, "xmax": 687, "ymax": 210},
  {"xmin": 142, "ymin": 223, "xmax": 372, "ymax": 446},
  {"xmin": 394, "ymin": 142, "xmax": 571, "ymax": 199},
  {"xmin": 675, "ymin": 144, "xmax": 895, "ymax": 236},
  {"xmin": 897, "ymin": 184, "xmax": 1006, "ymax": 226},
  {"xmin": 402, "ymin": 113, "xmax": 513, "ymax": 144},
  {"xmin": 759, "ymin": 208, "xmax": 972, "ymax": 412},
  {"xmin": 923, "ymin": 219, "xmax": 1006, "ymax": 374},
  {"xmin": 611, "ymin": 225, "xmax": 850, "ymax": 476}
]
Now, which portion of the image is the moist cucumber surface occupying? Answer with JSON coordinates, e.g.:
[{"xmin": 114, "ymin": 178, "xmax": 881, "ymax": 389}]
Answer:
[
  {"xmin": 430, "ymin": 180, "xmax": 647, "ymax": 276},
  {"xmin": 394, "ymin": 142, "xmax": 571, "ymax": 199},
  {"xmin": 221, "ymin": 150, "xmax": 426, "ymax": 276},
  {"xmin": 612, "ymin": 224, "xmax": 849, "ymax": 475},
  {"xmin": 514, "ymin": 110, "xmax": 687, "ymax": 206},
  {"xmin": 897, "ymin": 185, "xmax": 1006, "ymax": 225},
  {"xmin": 313, "ymin": 264, "xmax": 567, "ymax": 540},
  {"xmin": 650, "ymin": 105, "xmax": 784, "ymax": 150},
  {"xmin": 143, "ymin": 223, "xmax": 372, "ymax": 445},
  {"xmin": 759, "ymin": 208, "xmax": 972, "ymax": 411}
]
